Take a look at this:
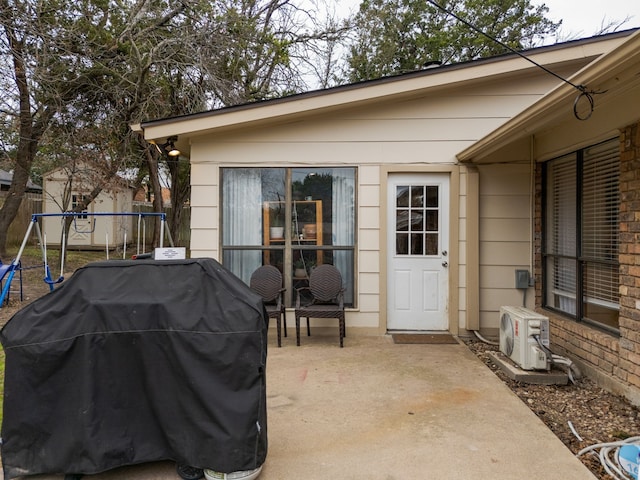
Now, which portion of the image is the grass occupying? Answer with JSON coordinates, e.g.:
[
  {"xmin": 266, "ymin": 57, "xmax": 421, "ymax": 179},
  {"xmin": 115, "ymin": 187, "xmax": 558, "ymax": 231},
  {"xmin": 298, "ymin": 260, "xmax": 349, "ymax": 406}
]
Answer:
[{"xmin": 10, "ymin": 245, "xmax": 110, "ymax": 269}]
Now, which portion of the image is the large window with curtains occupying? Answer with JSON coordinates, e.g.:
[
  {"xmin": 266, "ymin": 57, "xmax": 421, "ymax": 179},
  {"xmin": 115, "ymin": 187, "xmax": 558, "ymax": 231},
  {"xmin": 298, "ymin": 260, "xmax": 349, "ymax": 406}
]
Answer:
[
  {"xmin": 543, "ymin": 139, "xmax": 620, "ymax": 333},
  {"xmin": 221, "ymin": 167, "xmax": 356, "ymax": 308}
]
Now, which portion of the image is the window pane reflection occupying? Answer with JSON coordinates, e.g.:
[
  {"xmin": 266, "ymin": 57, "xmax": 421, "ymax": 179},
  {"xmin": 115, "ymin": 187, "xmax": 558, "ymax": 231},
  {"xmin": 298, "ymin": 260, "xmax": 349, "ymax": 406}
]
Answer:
[
  {"xmin": 426, "ymin": 186, "xmax": 438, "ymax": 207},
  {"xmin": 397, "ymin": 233, "xmax": 408, "ymax": 255},
  {"xmin": 411, "ymin": 234, "xmax": 424, "ymax": 255},
  {"xmin": 411, "ymin": 186, "xmax": 424, "ymax": 207},
  {"xmin": 397, "ymin": 186, "xmax": 409, "ymax": 207},
  {"xmin": 426, "ymin": 211, "xmax": 438, "ymax": 231},
  {"xmin": 411, "ymin": 210, "xmax": 424, "ymax": 231}
]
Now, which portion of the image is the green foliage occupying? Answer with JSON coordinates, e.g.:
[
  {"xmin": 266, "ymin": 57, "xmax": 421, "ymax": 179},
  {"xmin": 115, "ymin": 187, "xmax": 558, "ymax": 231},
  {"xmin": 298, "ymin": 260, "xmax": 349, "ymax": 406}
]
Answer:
[{"xmin": 347, "ymin": 0, "xmax": 560, "ymax": 82}]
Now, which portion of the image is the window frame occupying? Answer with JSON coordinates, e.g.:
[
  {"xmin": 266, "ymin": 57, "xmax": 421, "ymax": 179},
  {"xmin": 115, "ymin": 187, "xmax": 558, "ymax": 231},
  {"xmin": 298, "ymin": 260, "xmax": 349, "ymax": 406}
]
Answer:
[
  {"xmin": 220, "ymin": 167, "xmax": 357, "ymax": 308},
  {"xmin": 542, "ymin": 139, "xmax": 620, "ymax": 334},
  {"xmin": 71, "ymin": 194, "xmax": 89, "ymax": 219}
]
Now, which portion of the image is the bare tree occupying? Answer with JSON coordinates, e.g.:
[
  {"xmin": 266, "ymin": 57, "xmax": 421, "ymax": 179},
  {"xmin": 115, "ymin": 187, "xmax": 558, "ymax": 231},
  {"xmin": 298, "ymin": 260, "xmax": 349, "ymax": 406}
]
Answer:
[
  {"xmin": 0, "ymin": 0, "xmax": 56, "ymax": 256},
  {"xmin": 0, "ymin": 0, "xmax": 352, "ymax": 255},
  {"xmin": 0, "ymin": 0, "xmax": 188, "ymax": 253}
]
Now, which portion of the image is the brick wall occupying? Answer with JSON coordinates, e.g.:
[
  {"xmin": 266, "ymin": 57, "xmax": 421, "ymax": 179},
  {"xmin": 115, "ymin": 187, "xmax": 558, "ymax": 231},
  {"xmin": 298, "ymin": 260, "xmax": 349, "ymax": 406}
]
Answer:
[
  {"xmin": 619, "ymin": 122, "xmax": 640, "ymax": 397},
  {"xmin": 534, "ymin": 121, "xmax": 640, "ymax": 406}
]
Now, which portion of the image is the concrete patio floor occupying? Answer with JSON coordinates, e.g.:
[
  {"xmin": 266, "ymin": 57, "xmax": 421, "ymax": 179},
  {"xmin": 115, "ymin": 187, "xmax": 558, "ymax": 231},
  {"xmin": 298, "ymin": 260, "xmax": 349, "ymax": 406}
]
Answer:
[{"xmin": 6, "ymin": 335, "xmax": 595, "ymax": 480}]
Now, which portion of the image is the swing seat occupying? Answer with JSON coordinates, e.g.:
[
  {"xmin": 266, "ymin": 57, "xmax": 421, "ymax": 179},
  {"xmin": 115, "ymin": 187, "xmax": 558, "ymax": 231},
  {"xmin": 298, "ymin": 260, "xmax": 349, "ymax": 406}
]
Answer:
[
  {"xmin": 43, "ymin": 275, "xmax": 64, "ymax": 285},
  {"xmin": 43, "ymin": 264, "xmax": 64, "ymax": 287}
]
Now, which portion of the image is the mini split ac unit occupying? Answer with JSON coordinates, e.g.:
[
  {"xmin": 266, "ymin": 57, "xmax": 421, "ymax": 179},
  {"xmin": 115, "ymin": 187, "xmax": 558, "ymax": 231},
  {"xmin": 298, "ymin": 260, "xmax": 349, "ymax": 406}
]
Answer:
[{"xmin": 499, "ymin": 306, "xmax": 550, "ymax": 371}]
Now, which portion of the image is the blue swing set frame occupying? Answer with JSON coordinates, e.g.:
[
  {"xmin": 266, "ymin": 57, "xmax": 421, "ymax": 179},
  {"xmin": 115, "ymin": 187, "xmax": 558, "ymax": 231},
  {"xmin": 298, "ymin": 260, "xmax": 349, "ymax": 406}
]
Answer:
[{"xmin": 0, "ymin": 212, "xmax": 174, "ymax": 308}]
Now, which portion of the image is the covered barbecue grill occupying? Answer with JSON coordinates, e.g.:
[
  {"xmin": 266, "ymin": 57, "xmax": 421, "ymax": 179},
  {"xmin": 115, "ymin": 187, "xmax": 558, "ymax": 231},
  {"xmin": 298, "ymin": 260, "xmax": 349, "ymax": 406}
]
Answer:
[{"xmin": 0, "ymin": 258, "xmax": 268, "ymax": 479}]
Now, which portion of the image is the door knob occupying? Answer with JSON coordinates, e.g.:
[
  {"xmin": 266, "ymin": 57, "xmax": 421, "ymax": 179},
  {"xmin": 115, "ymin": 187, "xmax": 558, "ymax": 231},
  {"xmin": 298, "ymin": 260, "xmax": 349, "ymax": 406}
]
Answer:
[{"xmin": 442, "ymin": 261, "xmax": 448, "ymax": 267}]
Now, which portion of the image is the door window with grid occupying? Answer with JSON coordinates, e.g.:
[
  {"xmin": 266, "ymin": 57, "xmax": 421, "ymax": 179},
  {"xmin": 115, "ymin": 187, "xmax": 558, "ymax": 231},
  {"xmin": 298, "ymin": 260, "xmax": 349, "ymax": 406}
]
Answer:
[
  {"xmin": 395, "ymin": 185, "xmax": 439, "ymax": 256},
  {"xmin": 543, "ymin": 139, "xmax": 620, "ymax": 332}
]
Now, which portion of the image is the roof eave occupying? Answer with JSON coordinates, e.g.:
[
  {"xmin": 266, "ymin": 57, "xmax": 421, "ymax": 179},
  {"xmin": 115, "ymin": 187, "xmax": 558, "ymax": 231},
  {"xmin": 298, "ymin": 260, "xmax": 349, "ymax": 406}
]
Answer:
[
  {"xmin": 457, "ymin": 29, "xmax": 640, "ymax": 163},
  {"xmin": 136, "ymin": 31, "xmax": 635, "ymax": 144}
]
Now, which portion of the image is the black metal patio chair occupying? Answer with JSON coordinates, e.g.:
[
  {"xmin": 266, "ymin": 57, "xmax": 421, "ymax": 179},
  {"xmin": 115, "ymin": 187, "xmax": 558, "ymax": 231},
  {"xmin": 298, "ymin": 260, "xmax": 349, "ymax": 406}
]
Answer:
[
  {"xmin": 294, "ymin": 264, "xmax": 345, "ymax": 347},
  {"xmin": 250, "ymin": 265, "xmax": 286, "ymax": 347}
]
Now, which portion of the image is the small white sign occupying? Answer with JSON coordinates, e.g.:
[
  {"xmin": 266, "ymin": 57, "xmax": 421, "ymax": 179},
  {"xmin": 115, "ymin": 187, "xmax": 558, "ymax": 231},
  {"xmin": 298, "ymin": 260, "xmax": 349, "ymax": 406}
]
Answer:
[{"xmin": 153, "ymin": 247, "xmax": 186, "ymax": 260}]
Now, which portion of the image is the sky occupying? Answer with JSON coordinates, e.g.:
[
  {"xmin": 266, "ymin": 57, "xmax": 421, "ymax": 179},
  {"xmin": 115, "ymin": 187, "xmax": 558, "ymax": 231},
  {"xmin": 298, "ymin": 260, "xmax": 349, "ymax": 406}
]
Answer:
[
  {"xmin": 540, "ymin": 0, "xmax": 640, "ymax": 38},
  {"xmin": 336, "ymin": 0, "xmax": 640, "ymax": 40}
]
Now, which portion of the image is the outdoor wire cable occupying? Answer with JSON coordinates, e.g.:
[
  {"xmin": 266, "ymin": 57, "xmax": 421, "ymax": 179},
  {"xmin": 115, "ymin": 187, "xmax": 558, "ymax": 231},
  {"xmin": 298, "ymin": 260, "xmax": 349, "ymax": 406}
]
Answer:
[
  {"xmin": 533, "ymin": 334, "xmax": 580, "ymax": 383},
  {"xmin": 576, "ymin": 436, "xmax": 640, "ymax": 480},
  {"xmin": 425, "ymin": 0, "xmax": 606, "ymax": 120}
]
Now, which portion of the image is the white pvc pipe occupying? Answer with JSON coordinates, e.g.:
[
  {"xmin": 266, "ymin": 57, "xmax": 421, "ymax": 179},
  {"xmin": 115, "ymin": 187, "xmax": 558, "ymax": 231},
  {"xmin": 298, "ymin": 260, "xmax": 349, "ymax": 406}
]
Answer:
[{"xmin": 59, "ymin": 228, "xmax": 66, "ymax": 277}]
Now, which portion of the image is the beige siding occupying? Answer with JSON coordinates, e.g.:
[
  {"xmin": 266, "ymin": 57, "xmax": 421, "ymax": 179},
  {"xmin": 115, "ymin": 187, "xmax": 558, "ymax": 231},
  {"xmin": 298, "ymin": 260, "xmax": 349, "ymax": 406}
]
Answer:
[
  {"xmin": 190, "ymin": 206, "xmax": 217, "ymax": 229},
  {"xmin": 213, "ymin": 118, "xmax": 510, "ymax": 143},
  {"xmin": 199, "ymin": 139, "xmax": 472, "ymax": 166},
  {"xmin": 481, "ymin": 218, "xmax": 530, "ymax": 241},
  {"xmin": 480, "ymin": 195, "xmax": 530, "ymax": 218},
  {"xmin": 359, "ymin": 184, "xmax": 379, "ymax": 207},
  {"xmin": 481, "ymin": 239, "xmax": 530, "ymax": 266},
  {"xmin": 359, "ymin": 165, "xmax": 380, "ymax": 185},
  {"xmin": 478, "ymin": 164, "xmax": 534, "ymax": 330},
  {"xmin": 190, "ymin": 185, "xmax": 217, "ymax": 206},
  {"xmin": 194, "ymin": 71, "xmax": 566, "ymax": 167},
  {"xmin": 458, "ymin": 170, "xmax": 468, "ymax": 330},
  {"xmin": 459, "ymin": 165, "xmax": 481, "ymax": 332},
  {"xmin": 189, "ymin": 165, "xmax": 219, "ymax": 258},
  {"xmin": 359, "ymin": 250, "xmax": 380, "ymax": 273},
  {"xmin": 357, "ymin": 166, "xmax": 382, "ymax": 329}
]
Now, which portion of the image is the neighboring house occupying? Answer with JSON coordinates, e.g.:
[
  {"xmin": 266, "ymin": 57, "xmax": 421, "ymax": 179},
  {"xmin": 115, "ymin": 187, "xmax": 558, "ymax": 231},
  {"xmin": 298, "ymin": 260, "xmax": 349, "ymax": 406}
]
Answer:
[
  {"xmin": 0, "ymin": 169, "xmax": 42, "ymax": 194},
  {"xmin": 42, "ymin": 164, "xmax": 134, "ymax": 248},
  {"xmin": 133, "ymin": 185, "xmax": 172, "ymax": 205},
  {"xmin": 133, "ymin": 29, "xmax": 640, "ymax": 405}
]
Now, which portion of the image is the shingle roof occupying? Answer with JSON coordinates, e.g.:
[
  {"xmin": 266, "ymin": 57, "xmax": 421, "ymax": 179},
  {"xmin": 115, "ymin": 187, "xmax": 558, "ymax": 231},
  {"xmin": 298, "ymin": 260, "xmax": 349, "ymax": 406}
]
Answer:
[{"xmin": 0, "ymin": 169, "xmax": 42, "ymax": 191}]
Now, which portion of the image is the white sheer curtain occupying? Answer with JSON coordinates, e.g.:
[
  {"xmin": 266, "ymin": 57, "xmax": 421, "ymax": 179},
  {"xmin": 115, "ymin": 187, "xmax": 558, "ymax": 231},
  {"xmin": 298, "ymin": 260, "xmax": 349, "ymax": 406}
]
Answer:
[
  {"xmin": 332, "ymin": 169, "xmax": 355, "ymax": 304},
  {"xmin": 223, "ymin": 169, "xmax": 262, "ymax": 284}
]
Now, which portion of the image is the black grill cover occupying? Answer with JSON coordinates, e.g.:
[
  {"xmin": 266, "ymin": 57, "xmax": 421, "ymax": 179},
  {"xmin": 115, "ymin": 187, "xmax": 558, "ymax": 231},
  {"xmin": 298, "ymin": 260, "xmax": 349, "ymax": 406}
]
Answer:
[{"xmin": 0, "ymin": 258, "xmax": 268, "ymax": 479}]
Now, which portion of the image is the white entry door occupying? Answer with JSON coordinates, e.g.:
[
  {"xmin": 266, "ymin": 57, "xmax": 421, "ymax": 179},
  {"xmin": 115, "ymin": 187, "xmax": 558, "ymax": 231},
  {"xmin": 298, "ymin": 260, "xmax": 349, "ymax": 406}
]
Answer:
[{"xmin": 387, "ymin": 174, "xmax": 449, "ymax": 331}]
